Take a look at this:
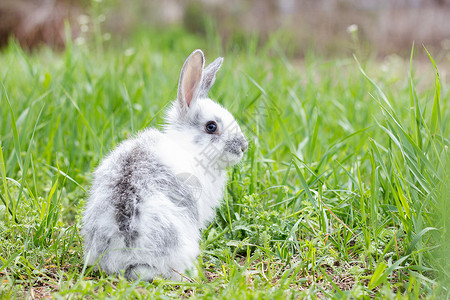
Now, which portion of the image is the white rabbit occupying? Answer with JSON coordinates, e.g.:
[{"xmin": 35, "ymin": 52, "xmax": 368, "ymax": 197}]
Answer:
[{"xmin": 81, "ymin": 49, "xmax": 248, "ymax": 281}]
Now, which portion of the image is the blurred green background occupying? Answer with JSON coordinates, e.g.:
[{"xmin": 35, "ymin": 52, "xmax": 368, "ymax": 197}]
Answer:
[{"xmin": 1, "ymin": 0, "xmax": 450, "ymax": 59}]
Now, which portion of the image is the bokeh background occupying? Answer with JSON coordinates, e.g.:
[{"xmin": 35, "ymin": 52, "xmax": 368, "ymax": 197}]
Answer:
[{"xmin": 1, "ymin": 0, "xmax": 449, "ymax": 58}]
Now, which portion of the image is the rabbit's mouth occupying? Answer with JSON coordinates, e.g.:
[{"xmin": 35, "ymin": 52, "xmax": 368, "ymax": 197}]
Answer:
[
  {"xmin": 209, "ymin": 151, "xmax": 242, "ymax": 169},
  {"xmin": 224, "ymin": 136, "xmax": 248, "ymax": 155},
  {"xmin": 219, "ymin": 135, "xmax": 248, "ymax": 167}
]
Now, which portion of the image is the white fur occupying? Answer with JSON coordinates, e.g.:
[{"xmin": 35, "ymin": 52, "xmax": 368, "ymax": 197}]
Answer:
[{"xmin": 81, "ymin": 50, "xmax": 247, "ymax": 281}]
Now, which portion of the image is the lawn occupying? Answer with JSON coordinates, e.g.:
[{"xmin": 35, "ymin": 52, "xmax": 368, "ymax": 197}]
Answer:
[{"xmin": 0, "ymin": 27, "xmax": 448, "ymax": 299}]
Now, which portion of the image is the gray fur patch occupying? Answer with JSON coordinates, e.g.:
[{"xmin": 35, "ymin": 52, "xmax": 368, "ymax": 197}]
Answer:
[
  {"xmin": 113, "ymin": 145, "xmax": 198, "ymax": 248},
  {"xmin": 165, "ymin": 179, "xmax": 198, "ymax": 220},
  {"xmin": 157, "ymin": 222, "xmax": 179, "ymax": 253},
  {"xmin": 225, "ymin": 136, "xmax": 246, "ymax": 155},
  {"xmin": 193, "ymin": 134, "xmax": 203, "ymax": 144},
  {"xmin": 188, "ymin": 112, "xmax": 201, "ymax": 128},
  {"xmin": 114, "ymin": 147, "xmax": 147, "ymax": 246},
  {"xmin": 210, "ymin": 135, "xmax": 220, "ymax": 143}
]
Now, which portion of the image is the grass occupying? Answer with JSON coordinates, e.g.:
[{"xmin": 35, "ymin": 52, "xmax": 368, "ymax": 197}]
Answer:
[{"xmin": 0, "ymin": 27, "xmax": 448, "ymax": 299}]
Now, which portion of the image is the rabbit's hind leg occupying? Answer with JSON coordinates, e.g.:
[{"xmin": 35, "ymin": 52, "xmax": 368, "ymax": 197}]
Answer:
[
  {"xmin": 124, "ymin": 263, "xmax": 158, "ymax": 282},
  {"xmin": 164, "ymin": 235, "xmax": 200, "ymax": 281}
]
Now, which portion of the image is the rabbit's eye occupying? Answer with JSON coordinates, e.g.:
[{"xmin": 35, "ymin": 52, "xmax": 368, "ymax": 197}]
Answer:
[{"xmin": 205, "ymin": 121, "xmax": 218, "ymax": 134}]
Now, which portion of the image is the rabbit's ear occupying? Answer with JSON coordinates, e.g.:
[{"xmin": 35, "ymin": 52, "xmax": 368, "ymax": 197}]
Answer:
[
  {"xmin": 178, "ymin": 49, "xmax": 205, "ymax": 110},
  {"xmin": 198, "ymin": 57, "xmax": 223, "ymax": 98}
]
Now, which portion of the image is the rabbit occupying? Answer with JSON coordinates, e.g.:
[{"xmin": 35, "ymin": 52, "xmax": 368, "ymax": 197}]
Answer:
[{"xmin": 81, "ymin": 49, "xmax": 248, "ymax": 282}]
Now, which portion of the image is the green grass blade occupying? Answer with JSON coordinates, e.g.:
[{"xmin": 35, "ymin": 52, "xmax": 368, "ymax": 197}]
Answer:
[
  {"xmin": 368, "ymin": 255, "xmax": 409, "ymax": 290},
  {"xmin": 2, "ymin": 84, "xmax": 23, "ymax": 170},
  {"xmin": 292, "ymin": 157, "xmax": 318, "ymax": 211},
  {"xmin": 424, "ymin": 47, "xmax": 443, "ymax": 141},
  {"xmin": 14, "ymin": 105, "xmax": 46, "ymax": 222},
  {"xmin": 44, "ymin": 163, "xmax": 87, "ymax": 193},
  {"xmin": 119, "ymin": 83, "xmax": 134, "ymax": 133},
  {"xmin": 405, "ymin": 227, "xmax": 438, "ymax": 255}
]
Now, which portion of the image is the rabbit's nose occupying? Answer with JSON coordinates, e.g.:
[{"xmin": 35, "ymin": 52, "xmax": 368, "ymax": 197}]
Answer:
[{"xmin": 241, "ymin": 139, "xmax": 248, "ymax": 152}]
